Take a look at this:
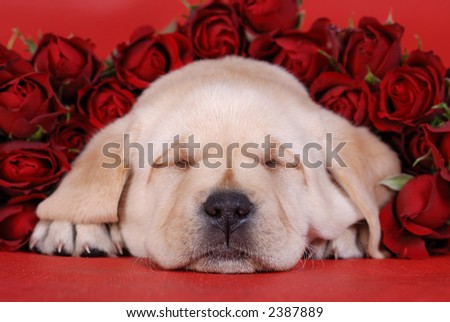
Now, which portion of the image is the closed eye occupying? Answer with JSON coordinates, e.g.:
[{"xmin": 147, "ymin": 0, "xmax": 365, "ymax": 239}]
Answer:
[
  {"xmin": 263, "ymin": 158, "xmax": 280, "ymax": 169},
  {"xmin": 173, "ymin": 158, "xmax": 198, "ymax": 169}
]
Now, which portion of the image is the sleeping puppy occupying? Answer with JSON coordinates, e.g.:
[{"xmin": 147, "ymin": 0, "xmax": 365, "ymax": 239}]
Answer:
[{"xmin": 30, "ymin": 56, "xmax": 400, "ymax": 273}]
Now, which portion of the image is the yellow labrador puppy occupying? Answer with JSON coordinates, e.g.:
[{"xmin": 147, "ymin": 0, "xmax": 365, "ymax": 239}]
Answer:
[{"xmin": 30, "ymin": 57, "xmax": 400, "ymax": 273}]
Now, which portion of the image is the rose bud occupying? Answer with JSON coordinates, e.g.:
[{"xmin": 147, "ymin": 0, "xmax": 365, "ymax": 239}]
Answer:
[
  {"xmin": 387, "ymin": 127, "xmax": 434, "ymax": 176},
  {"xmin": 309, "ymin": 71, "xmax": 374, "ymax": 126},
  {"xmin": 341, "ymin": 17, "xmax": 404, "ymax": 79},
  {"xmin": 184, "ymin": 0, "xmax": 247, "ymax": 59},
  {"xmin": 0, "ymin": 141, "xmax": 70, "ymax": 196},
  {"xmin": 423, "ymin": 121, "xmax": 450, "ymax": 181},
  {"xmin": 380, "ymin": 173, "xmax": 450, "ymax": 259},
  {"xmin": 0, "ymin": 194, "xmax": 44, "ymax": 252},
  {"xmin": 0, "ymin": 60, "xmax": 67, "ymax": 140},
  {"xmin": 49, "ymin": 117, "xmax": 96, "ymax": 161},
  {"xmin": 114, "ymin": 26, "xmax": 193, "ymax": 90},
  {"xmin": 32, "ymin": 33, "xmax": 103, "ymax": 102},
  {"xmin": 231, "ymin": 0, "xmax": 299, "ymax": 34},
  {"xmin": 249, "ymin": 18, "xmax": 339, "ymax": 85},
  {"xmin": 76, "ymin": 78, "xmax": 135, "ymax": 129},
  {"xmin": 370, "ymin": 50, "xmax": 446, "ymax": 133}
]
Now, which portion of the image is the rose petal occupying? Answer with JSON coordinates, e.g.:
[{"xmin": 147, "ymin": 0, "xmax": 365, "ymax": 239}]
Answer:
[{"xmin": 380, "ymin": 199, "xmax": 430, "ymax": 259}]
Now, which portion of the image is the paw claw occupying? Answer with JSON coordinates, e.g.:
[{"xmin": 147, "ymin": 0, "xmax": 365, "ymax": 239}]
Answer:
[
  {"xmin": 30, "ymin": 220, "xmax": 123, "ymax": 258},
  {"xmin": 30, "ymin": 244, "xmax": 42, "ymax": 254},
  {"xmin": 29, "ymin": 239, "xmax": 37, "ymax": 250},
  {"xmin": 57, "ymin": 241, "xmax": 64, "ymax": 254},
  {"xmin": 81, "ymin": 247, "xmax": 107, "ymax": 257},
  {"xmin": 53, "ymin": 241, "xmax": 70, "ymax": 256},
  {"xmin": 115, "ymin": 242, "xmax": 124, "ymax": 255}
]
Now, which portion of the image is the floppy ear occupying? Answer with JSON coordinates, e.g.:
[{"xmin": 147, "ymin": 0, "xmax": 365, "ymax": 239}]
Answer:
[
  {"xmin": 320, "ymin": 109, "xmax": 401, "ymax": 258},
  {"xmin": 37, "ymin": 115, "xmax": 135, "ymax": 224}
]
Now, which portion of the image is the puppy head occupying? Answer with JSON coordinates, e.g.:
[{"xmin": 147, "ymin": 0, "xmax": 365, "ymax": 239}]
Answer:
[
  {"xmin": 119, "ymin": 85, "xmax": 313, "ymax": 273},
  {"xmin": 37, "ymin": 57, "xmax": 400, "ymax": 273}
]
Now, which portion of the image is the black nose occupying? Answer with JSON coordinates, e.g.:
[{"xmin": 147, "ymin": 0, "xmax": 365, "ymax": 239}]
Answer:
[{"xmin": 203, "ymin": 191, "xmax": 253, "ymax": 241}]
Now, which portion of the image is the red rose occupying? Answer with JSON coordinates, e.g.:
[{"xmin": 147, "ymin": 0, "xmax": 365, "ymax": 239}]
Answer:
[
  {"xmin": 380, "ymin": 174, "xmax": 450, "ymax": 259},
  {"xmin": 0, "ymin": 60, "xmax": 66, "ymax": 139},
  {"xmin": 184, "ymin": 0, "xmax": 247, "ymax": 59},
  {"xmin": 49, "ymin": 117, "xmax": 96, "ymax": 161},
  {"xmin": 32, "ymin": 33, "xmax": 103, "ymax": 102},
  {"xmin": 0, "ymin": 141, "xmax": 70, "ymax": 196},
  {"xmin": 309, "ymin": 72, "xmax": 373, "ymax": 126},
  {"xmin": 77, "ymin": 78, "xmax": 135, "ymax": 129},
  {"xmin": 231, "ymin": 0, "xmax": 299, "ymax": 34},
  {"xmin": 388, "ymin": 127, "xmax": 433, "ymax": 176},
  {"xmin": 249, "ymin": 18, "xmax": 339, "ymax": 85},
  {"xmin": 370, "ymin": 50, "xmax": 446, "ymax": 133},
  {"xmin": 423, "ymin": 122, "xmax": 450, "ymax": 181},
  {"xmin": 341, "ymin": 17, "xmax": 404, "ymax": 79},
  {"xmin": 0, "ymin": 194, "xmax": 44, "ymax": 252},
  {"xmin": 114, "ymin": 26, "xmax": 193, "ymax": 90}
]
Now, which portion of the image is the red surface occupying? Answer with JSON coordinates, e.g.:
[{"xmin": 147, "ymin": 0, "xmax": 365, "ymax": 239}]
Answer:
[
  {"xmin": 1, "ymin": 252, "xmax": 450, "ymax": 301},
  {"xmin": 1, "ymin": 0, "xmax": 449, "ymax": 65}
]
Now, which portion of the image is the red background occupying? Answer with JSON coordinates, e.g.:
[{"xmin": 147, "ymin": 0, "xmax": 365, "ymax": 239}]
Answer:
[{"xmin": 1, "ymin": 0, "xmax": 449, "ymax": 66}]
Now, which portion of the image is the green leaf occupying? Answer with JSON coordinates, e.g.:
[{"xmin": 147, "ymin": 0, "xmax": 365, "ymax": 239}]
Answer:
[
  {"xmin": 432, "ymin": 102, "xmax": 450, "ymax": 112},
  {"xmin": 57, "ymin": 84, "xmax": 65, "ymax": 101},
  {"xmin": 318, "ymin": 49, "xmax": 340, "ymax": 72},
  {"xmin": 432, "ymin": 102, "xmax": 448, "ymax": 109},
  {"xmin": 181, "ymin": 0, "xmax": 203, "ymax": 13},
  {"xmin": 104, "ymin": 55, "xmax": 114, "ymax": 70},
  {"xmin": 348, "ymin": 17, "xmax": 354, "ymax": 29},
  {"xmin": 401, "ymin": 49, "xmax": 409, "ymax": 65},
  {"xmin": 414, "ymin": 34, "xmax": 423, "ymax": 50},
  {"xmin": 385, "ymin": 10, "xmax": 394, "ymax": 25},
  {"xmin": 364, "ymin": 67, "xmax": 381, "ymax": 85},
  {"xmin": 17, "ymin": 29, "xmax": 36, "ymax": 55},
  {"xmin": 162, "ymin": 20, "xmax": 178, "ymax": 34},
  {"xmin": 6, "ymin": 30, "xmax": 19, "ymax": 50},
  {"xmin": 296, "ymin": 11, "xmax": 305, "ymax": 29},
  {"xmin": 412, "ymin": 150, "xmax": 432, "ymax": 167},
  {"xmin": 28, "ymin": 126, "xmax": 45, "ymax": 142},
  {"xmin": 432, "ymin": 102, "xmax": 450, "ymax": 120},
  {"xmin": 102, "ymin": 51, "xmax": 118, "ymax": 79},
  {"xmin": 181, "ymin": 0, "xmax": 191, "ymax": 9},
  {"xmin": 10, "ymin": 28, "xmax": 37, "ymax": 55},
  {"xmin": 429, "ymin": 115, "xmax": 445, "ymax": 128},
  {"xmin": 100, "ymin": 64, "xmax": 116, "ymax": 79},
  {"xmin": 297, "ymin": 0, "xmax": 303, "ymax": 7},
  {"xmin": 379, "ymin": 174, "xmax": 414, "ymax": 191}
]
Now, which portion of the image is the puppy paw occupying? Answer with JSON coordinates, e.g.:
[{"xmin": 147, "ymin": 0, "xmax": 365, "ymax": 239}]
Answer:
[
  {"xmin": 29, "ymin": 220, "xmax": 126, "ymax": 257},
  {"xmin": 308, "ymin": 226, "xmax": 365, "ymax": 259},
  {"xmin": 327, "ymin": 227, "xmax": 365, "ymax": 259}
]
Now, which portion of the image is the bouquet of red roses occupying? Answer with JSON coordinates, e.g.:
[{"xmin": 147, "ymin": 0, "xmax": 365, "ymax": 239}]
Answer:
[{"xmin": 1, "ymin": 0, "xmax": 449, "ymax": 259}]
